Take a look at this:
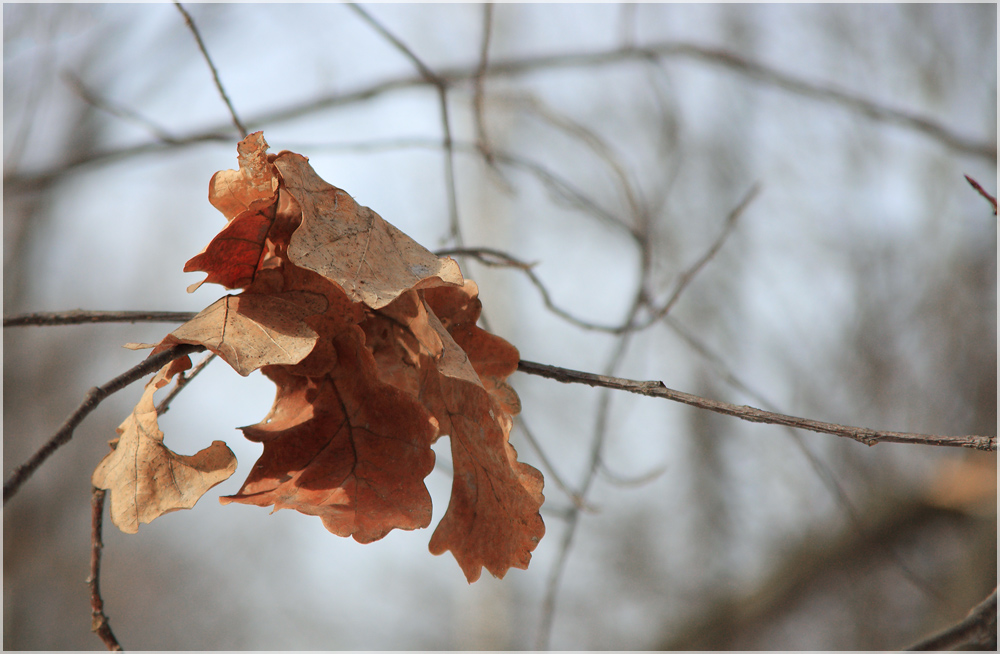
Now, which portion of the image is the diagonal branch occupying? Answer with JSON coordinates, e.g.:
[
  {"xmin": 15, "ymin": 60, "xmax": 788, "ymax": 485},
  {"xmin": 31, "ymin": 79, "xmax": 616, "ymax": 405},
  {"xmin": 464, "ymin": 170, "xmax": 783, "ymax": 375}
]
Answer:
[
  {"xmin": 906, "ymin": 588, "xmax": 997, "ymax": 651},
  {"xmin": 2, "ymin": 343, "xmax": 206, "ymax": 505},
  {"xmin": 174, "ymin": 2, "xmax": 247, "ymax": 139},
  {"xmin": 964, "ymin": 174, "xmax": 997, "ymax": 215},
  {"xmin": 347, "ymin": 3, "xmax": 463, "ymax": 244},
  {"xmin": 516, "ymin": 360, "xmax": 997, "ymax": 451}
]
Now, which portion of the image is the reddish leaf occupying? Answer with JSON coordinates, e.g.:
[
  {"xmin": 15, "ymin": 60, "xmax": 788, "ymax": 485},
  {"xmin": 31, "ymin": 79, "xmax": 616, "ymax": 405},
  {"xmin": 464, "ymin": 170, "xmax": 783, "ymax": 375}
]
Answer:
[
  {"xmin": 185, "ymin": 132, "xmax": 283, "ymax": 292},
  {"xmin": 367, "ymin": 284, "xmax": 544, "ymax": 581},
  {"xmin": 183, "ymin": 204, "xmax": 276, "ymax": 291},
  {"xmin": 221, "ymin": 330, "xmax": 438, "ymax": 543}
]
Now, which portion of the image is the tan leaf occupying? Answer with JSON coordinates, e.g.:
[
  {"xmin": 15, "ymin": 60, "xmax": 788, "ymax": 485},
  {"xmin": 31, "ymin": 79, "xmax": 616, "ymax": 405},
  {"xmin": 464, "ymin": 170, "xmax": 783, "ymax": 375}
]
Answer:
[
  {"xmin": 208, "ymin": 131, "xmax": 279, "ymax": 221},
  {"xmin": 273, "ymin": 151, "xmax": 464, "ymax": 309},
  {"xmin": 92, "ymin": 356, "xmax": 237, "ymax": 534},
  {"xmin": 158, "ymin": 289, "xmax": 327, "ymax": 376}
]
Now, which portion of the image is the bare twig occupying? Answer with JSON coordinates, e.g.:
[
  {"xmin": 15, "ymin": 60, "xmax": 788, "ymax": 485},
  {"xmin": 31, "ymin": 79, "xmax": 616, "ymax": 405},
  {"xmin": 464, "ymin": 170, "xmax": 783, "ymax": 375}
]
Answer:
[
  {"xmin": 155, "ymin": 351, "xmax": 217, "ymax": 416},
  {"xmin": 645, "ymin": 184, "xmax": 760, "ymax": 324},
  {"xmin": 515, "ymin": 416, "xmax": 597, "ymax": 513},
  {"xmin": 8, "ymin": 307, "xmax": 989, "ymax": 452},
  {"xmin": 435, "ymin": 246, "xmax": 622, "ymax": 332},
  {"xmin": 88, "ymin": 487, "xmax": 122, "ymax": 651},
  {"xmin": 63, "ymin": 71, "xmax": 179, "ymax": 144},
  {"xmin": 516, "ymin": 360, "xmax": 997, "ymax": 451},
  {"xmin": 964, "ymin": 174, "xmax": 997, "ymax": 215},
  {"xmin": 7, "ymin": 39, "xmax": 993, "ymax": 195},
  {"xmin": 907, "ymin": 588, "xmax": 997, "ymax": 651},
  {"xmin": 473, "ymin": 4, "xmax": 496, "ymax": 166},
  {"xmin": 4, "ymin": 310, "xmax": 197, "ymax": 328},
  {"xmin": 174, "ymin": 2, "xmax": 247, "ymax": 139},
  {"xmin": 348, "ymin": 3, "xmax": 463, "ymax": 244},
  {"xmin": 2, "ymin": 344, "xmax": 205, "ymax": 505}
]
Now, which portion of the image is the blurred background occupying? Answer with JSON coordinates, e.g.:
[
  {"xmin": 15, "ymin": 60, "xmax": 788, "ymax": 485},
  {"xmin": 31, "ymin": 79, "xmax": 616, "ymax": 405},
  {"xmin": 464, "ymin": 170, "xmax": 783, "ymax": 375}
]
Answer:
[{"xmin": 4, "ymin": 3, "xmax": 996, "ymax": 650}]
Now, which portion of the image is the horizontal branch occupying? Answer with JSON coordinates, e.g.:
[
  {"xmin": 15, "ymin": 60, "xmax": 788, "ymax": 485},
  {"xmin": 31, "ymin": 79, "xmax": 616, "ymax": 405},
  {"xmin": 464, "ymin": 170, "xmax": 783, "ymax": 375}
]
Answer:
[
  {"xmin": 2, "ymin": 344, "xmax": 205, "ymax": 505},
  {"xmin": 516, "ymin": 360, "xmax": 997, "ymax": 451},
  {"xmin": 5, "ymin": 310, "xmax": 994, "ymax": 453},
  {"xmin": 3, "ymin": 310, "xmax": 197, "ymax": 328}
]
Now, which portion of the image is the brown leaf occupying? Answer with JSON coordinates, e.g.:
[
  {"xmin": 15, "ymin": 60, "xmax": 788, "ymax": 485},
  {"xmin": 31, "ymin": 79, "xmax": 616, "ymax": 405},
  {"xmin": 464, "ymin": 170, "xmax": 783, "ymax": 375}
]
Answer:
[
  {"xmin": 185, "ymin": 132, "xmax": 283, "ymax": 292},
  {"xmin": 158, "ymin": 289, "xmax": 328, "ymax": 376},
  {"xmin": 92, "ymin": 356, "xmax": 237, "ymax": 534},
  {"xmin": 366, "ymin": 284, "xmax": 544, "ymax": 581},
  {"xmin": 208, "ymin": 131, "xmax": 279, "ymax": 221},
  {"xmin": 183, "ymin": 204, "xmax": 276, "ymax": 291},
  {"xmin": 221, "ymin": 330, "xmax": 438, "ymax": 543},
  {"xmin": 426, "ymin": 372, "xmax": 544, "ymax": 581},
  {"xmin": 109, "ymin": 133, "xmax": 547, "ymax": 580},
  {"xmin": 273, "ymin": 151, "xmax": 464, "ymax": 309}
]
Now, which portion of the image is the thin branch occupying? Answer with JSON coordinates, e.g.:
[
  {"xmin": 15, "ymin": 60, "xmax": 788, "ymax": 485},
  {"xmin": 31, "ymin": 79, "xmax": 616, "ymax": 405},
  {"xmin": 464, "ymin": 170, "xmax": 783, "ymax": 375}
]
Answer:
[
  {"xmin": 155, "ymin": 351, "xmax": 217, "ymax": 416},
  {"xmin": 906, "ymin": 588, "xmax": 997, "ymax": 651},
  {"xmin": 2, "ymin": 344, "xmax": 205, "ymax": 505},
  {"xmin": 7, "ymin": 306, "xmax": 993, "ymax": 452},
  {"xmin": 7, "ymin": 38, "xmax": 993, "ymax": 194},
  {"xmin": 472, "ymin": 43, "xmax": 997, "ymax": 161},
  {"xmin": 87, "ymin": 487, "xmax": 122, "ymax": 651},
  {"xmin": 174, "ymin": 2, "xmax": 247, "ymax": 139},
  {"xmin": 516, "ymin": 360, "xmax": 997, "ymax": 451},
  {"xmin": 63, "ymin": 71, "xmax": 180, "ymax": 144},
  {"xmin": 347, "ymin": 3, "xmax": 463, "ymax": 244},
  {"xmin": 964, "ymin": 174, "xmax": 997, "ymax": 215},
  {"xmin": 473, "ymin": 4, "xmax": 496, "ymax": 166},
  {"xmin": 347, "ymin": 3, "xmax": 437, "ymax": 83},
  {"xmin": 515, "ymin": 416, "xmax": 597, "ymax": 513},
  {"xmin": 4, "ymin": 310, "xmax": 197, "ymax": 328},
  {"xmin": 435, "ymin": 246, "xmax": 622, "ymax": 333},
  {"xmin": 644, "ymin": 183, "xmax": 760, "ymax": 324}
]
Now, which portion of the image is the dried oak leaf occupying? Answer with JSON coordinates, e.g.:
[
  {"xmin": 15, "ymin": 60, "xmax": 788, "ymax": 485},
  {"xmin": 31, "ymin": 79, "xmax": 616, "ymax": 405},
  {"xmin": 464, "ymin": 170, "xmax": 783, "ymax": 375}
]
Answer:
[
  {"xmin": 273, "ymin": 151, "xmax": 464, "ymax": 309},
  {"xmin": 157, "ymin": 289, "xmax": 327, "ymax": 377},
  {"xmin": 366, "ymin": 283, "xmax": 544, "ymax": 581},
  {"xmin": 92, "ymin": 356, "xmax": 237, "ymax": 534},
  {"xmin": 184, "ymin": 132, "xmax": 282, "ymax": 292},
  {"xmin": 220, "ymin": 329, "xmax": 438, "ymax": 543}
]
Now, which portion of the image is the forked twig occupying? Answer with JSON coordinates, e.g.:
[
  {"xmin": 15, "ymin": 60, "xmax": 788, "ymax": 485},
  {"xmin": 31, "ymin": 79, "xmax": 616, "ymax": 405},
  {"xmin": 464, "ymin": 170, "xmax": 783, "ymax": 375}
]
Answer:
[
  {"xmin": 2, "ymin": 344, "xmax": 205, "ymax": 505},
  {"xmin": 88, "ymin": 487, "xmax": 122, "ymax": 651},
  {"xmin": 155, "ymin": 351, "xmax": 217, "ymax": 415}
]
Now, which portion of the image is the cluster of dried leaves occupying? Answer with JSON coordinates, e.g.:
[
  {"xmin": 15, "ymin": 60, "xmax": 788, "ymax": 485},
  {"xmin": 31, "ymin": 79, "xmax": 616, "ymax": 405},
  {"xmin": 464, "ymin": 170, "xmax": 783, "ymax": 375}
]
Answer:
[{"xmin": 91, "ymin": 132, "xmax": 544, "ymax": 582}]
